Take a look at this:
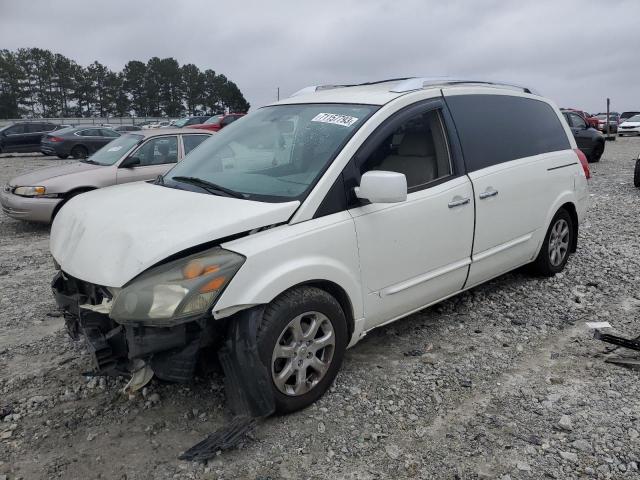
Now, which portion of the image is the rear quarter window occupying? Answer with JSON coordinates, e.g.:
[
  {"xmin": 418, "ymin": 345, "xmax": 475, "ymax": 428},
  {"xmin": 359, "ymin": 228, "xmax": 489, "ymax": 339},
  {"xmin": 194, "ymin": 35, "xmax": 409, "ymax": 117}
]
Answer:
[{"xmin": 446, "ymin": 94, "xmax": 570, "ymax": 171}]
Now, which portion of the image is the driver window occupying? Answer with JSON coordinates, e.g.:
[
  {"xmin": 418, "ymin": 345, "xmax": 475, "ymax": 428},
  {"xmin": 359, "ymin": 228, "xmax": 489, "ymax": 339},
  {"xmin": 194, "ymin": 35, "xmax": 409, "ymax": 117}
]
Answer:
[
  {"xmin": 360, "ymin": 109, "xmax": 452, "ymax": 192},
  {"xmin": 133, "ymin": 136, "xmax": 178, "ymax": 166}
]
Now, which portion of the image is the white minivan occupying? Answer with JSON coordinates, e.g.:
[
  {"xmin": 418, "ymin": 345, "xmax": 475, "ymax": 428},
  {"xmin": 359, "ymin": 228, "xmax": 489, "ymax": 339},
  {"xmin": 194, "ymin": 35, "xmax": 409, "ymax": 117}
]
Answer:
[{"xmin": 50, "ymin": 78, "xmax": 589, "ymax": 415}]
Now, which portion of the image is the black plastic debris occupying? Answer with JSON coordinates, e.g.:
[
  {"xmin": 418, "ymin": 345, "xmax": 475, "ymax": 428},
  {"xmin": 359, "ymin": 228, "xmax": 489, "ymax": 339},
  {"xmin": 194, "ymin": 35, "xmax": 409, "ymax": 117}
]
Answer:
[
  {"xmin": 179, "ymin": 416, "xmax": 257, "ymax": 461},
  {"xmin": 179, "ymin": 307, "xmax": 275, "ymax": 462},
  {"xmin": 594, "ymin": 329, "xmax": 640, "ymax": 369}
]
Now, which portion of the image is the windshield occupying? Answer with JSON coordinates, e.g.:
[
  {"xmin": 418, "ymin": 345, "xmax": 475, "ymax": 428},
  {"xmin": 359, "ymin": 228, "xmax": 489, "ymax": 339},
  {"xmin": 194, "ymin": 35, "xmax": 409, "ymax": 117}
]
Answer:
[
  {"xmin": 204, "ymin": 115, "xmax": 223, "ymax": 125},
  {"xmin": 86, "ymin": 134, "xmax": 143, "ymax": 165},
  {"xmin": 627, "ymin": 115, "xmax": 640, "ymax": 123},
  {"xmin": 164, "ymin": 103, "xmax": 378, "ymax": 202}
]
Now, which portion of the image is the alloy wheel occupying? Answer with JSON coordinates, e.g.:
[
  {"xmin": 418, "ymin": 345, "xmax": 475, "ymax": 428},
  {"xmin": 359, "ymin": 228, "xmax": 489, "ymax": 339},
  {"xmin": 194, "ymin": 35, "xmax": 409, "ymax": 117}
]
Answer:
[
  {"xmin": 548, "ymin": 218, "xmax": 570, "ymax": 267},
  {"xmin": 271, "ymin": 311, "xmax": 335, "ymax": 396}
]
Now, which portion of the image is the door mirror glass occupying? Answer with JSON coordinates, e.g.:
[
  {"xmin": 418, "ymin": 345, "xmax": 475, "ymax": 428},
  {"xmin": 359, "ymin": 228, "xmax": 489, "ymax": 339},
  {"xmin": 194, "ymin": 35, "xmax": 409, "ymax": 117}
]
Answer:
[
  {"xmin": 355, "ymin": 171, "xmax": 407, "ymax": 204},
  {"xmin": 120, "ymin": 156, "xmax": 141, "ymax": 168}
]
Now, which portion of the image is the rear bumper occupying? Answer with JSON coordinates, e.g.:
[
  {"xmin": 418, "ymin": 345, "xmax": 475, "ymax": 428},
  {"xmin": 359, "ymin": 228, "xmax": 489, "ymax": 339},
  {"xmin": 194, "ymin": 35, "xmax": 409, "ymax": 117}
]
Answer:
[
  {"xmin": 0, "ymin": 190, "xmax": 61, "ymax": 223},
  {"xmin": 40, "ymin": 143, "xmax": 67, "ymax": 156},
  {"xmin": 51, "ymin": 271, "xmax": 224, "ymax": 382}
]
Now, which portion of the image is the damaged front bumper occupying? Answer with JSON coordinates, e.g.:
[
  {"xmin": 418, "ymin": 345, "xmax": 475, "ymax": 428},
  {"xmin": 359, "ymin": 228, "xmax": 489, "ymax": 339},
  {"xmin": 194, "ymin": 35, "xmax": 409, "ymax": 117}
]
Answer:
[{"xmin": 51, "ymin": 271, "xmax": 223, "ymax": 383}]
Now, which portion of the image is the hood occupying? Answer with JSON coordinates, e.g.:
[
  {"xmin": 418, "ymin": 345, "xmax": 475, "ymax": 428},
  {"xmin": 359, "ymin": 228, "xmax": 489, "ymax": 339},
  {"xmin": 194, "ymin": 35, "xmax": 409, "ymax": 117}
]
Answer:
[
  {"xmin": 50, "ymin": 182, "xmax": 300, "ymax": 287},
  {"xmin": 9, "ymin": 162, "xmax": 103, "ymax": 187},
  {"xmin": 620, "ymin": 121, "xmax": 640, "ymax": 127}
]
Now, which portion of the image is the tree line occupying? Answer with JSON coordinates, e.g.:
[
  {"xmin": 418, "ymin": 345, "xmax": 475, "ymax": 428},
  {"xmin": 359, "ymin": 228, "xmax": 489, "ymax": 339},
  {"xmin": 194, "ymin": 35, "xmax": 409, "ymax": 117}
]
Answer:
[{"xmin": 0, "ymin": 48, "xmax": 250, "ymax": 119}]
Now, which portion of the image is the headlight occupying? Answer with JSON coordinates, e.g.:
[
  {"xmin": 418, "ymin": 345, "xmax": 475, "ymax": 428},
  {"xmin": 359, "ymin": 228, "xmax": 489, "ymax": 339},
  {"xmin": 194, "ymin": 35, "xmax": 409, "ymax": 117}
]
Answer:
[
  {"xmin": 110, "ymin": 247, "xmax": 245, "ymax": 326},
  {"xmin": 14, "ymin": 186, "xmax": 46, "ymax": 197}
]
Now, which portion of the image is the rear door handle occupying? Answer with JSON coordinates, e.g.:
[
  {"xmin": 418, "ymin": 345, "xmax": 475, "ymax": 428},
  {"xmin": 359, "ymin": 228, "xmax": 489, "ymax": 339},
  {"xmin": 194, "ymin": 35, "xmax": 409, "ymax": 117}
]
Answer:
[
  {"xmin": 479, "ymin": 189, "xmax": 499, "ymax": 200},
  {"xmin": 448, "ymin": 197, "xmax": 470, "ymax": 208}
]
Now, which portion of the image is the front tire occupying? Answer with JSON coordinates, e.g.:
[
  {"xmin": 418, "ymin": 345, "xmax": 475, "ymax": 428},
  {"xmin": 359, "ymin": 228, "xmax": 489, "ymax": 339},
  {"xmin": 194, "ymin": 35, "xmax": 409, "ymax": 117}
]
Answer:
[
  {"xmin": 530, "ymin": 208, "xmax": 574, "ymax": 277},
  {"xmin": 634, "ymin": 159, "xmax": 640, "ymax": 188},
  {"xmin": 257, "ymin": 286, "xmax": 348, "ymax": 414}
]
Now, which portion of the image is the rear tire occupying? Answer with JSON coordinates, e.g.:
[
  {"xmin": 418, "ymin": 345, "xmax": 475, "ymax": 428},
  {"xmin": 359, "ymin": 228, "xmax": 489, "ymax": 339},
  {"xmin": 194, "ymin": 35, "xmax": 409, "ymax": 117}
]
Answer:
[
  {"xmin": 530, "ymin": 208, "xmax": 574, "ymax": 277},
  {"xmin": 70, "ymin": 145, "xmax": 88, "ymax": 159},
  {"xmin": 589, "ymin": 142, "xmax": 604, "ymax": 163},
  {"xmin": 634, "ymin": 159, "xmax": 640, "ymax": 188},
  {"xmin": 256, "ymin": 286, "xmax": 348, "ymax": 414}
]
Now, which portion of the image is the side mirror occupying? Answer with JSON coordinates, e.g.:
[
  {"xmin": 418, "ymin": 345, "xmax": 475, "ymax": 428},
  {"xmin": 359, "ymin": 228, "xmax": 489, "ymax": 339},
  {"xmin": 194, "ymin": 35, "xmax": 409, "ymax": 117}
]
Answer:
[
  {"xmin": 120, "ymin": 156, "xmax": 140, "ymax": 168},
  {"xmin": 355, "ymin": 171, "xmax": 407, "ymax": 204}
]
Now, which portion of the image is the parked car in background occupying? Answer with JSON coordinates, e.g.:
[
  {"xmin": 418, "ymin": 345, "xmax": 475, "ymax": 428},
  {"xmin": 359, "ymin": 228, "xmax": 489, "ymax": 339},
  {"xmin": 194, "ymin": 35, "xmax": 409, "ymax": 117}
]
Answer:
[
  {"xmin": 173, "ymin": 116, "xmax": 211, "ymax": 128},
  {"xmin": 40, "ymin": 126, "xmax": 121, "ymax": 159},
  {"xmin": 562, "ymin": 108, "xmax": 598, "ymax": 128},
  {"xmin": 2, "ymin": 129, "xmax": 213, "ymax": 223},
  {"xmin": 561, "ymin": 109, "xmax": 605, "ymax": 162},
  {"xmin": 620, "ymin": 111, "xmax": 640, "ymax": 123},
  {"xmin": 190, "ymin": 113, "xmax": 246, "ymax": 132},
  {"xmin": 595, "ymin": 113, "xmax": 620, "ymax": 133},
  {"xmin": 618, "ymin": 114, "xmax": 640, "ymax": 137},
  {"xmin": 0, "ymin": 121, "xmax": 61, "ymax": 154},
  {"xmin": 113, "ymin": 125, "xmax": 142, "ymax": 133},
  {"xmin": 47, "ymin": 78, "xmax": 588, "ymax": 414}
]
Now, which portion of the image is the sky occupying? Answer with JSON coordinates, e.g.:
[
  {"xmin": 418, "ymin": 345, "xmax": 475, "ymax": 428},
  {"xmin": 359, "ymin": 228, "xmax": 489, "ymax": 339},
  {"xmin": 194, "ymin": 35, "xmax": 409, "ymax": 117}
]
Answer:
[{"xmin": 1, "ymin": 0, "xmax": 639, "ymax": 113}]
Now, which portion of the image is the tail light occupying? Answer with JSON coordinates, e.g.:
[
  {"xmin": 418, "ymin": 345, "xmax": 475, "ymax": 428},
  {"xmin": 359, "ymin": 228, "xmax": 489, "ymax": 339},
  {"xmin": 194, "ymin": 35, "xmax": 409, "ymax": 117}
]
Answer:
[
  {"xmin": 48, "ymin": 136, "xmax": 63, "ymax": 142},
  {"xmin": 574, "ymin": 148, "xmax": 590, "ymax": 179}
]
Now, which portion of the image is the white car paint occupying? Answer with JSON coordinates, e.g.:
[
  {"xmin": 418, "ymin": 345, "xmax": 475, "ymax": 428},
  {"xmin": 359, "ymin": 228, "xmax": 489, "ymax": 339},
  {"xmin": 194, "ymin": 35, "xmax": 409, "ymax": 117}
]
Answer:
[
  {"xmin": 50, "ymin": 80, "xmax": 589, "ymax": 350},
  {"xmin": 618, "ymin": 120, "xmax": 640, "ymax": 135},
  {"xmin": 50, "ymin": 182, "xmax": 299, "ymax": 287}
]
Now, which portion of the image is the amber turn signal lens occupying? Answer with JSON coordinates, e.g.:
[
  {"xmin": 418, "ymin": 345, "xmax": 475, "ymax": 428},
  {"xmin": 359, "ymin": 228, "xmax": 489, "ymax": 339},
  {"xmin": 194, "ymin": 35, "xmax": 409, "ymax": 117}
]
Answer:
[
  {"xmin": 199, "ymin": 276, "xmax": 226, "ymax": 293},
  {"xmin": 183, "ymin": 261, "xmax": 220, "ymax": 279},
  {"xmin": 183, "ymin": 261, "xmax": 203, "ymax": 279}
]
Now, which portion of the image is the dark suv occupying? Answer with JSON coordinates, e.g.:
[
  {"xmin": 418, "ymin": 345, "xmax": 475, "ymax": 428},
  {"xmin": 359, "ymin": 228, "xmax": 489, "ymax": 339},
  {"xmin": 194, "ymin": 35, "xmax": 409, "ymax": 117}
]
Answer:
[
  {"xmin": 561, "ymin": 109, "xmax": 605, "ymax": 163},
  {"xmin": 0, "ymin": 121, "xmax": 61, "ymax": 154}
]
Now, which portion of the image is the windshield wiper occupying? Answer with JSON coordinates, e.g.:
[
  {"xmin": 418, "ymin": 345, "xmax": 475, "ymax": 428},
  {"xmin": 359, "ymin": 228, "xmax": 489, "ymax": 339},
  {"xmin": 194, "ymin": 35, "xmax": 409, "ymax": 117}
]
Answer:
[
  {"xmin": 171, "ymin": 176, "xmax": 245, "ymax": 199},
  {"xmin": 80, "ymin": 158, "xmax": 101, "ymax": 165}
]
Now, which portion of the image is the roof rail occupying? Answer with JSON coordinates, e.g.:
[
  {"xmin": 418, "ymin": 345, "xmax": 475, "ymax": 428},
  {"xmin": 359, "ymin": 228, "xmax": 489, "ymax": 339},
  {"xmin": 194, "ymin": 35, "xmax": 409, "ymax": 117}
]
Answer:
[
  {"xmin": 289, "ymin": 78, "xmax": 414, "ymax": 97},
  {"xmin": 289, "ymin": 77, "xmax": 539, "ymax": 98},
  {"xmin": 390, "ymin": 77, "xmax": 539, "ymax": 95},
  {"xmin": 290, "ymin": 84, "xmax": 353, "ymax": 97}
]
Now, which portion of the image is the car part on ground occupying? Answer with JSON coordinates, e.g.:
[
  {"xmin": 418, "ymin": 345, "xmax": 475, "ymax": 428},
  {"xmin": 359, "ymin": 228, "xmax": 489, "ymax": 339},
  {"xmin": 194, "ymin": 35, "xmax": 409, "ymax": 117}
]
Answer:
[
  {"xmin": 634, "ymin": 155, "xmax": 640, "ymax": 188},
  {"xmin": 48, "ymin": 77, "xmax": 589, "ymax": 418}
]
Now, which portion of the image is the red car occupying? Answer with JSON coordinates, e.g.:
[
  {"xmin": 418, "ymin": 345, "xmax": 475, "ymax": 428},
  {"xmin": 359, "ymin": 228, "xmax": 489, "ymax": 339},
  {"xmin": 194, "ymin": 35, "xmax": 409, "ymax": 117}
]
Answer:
[
  {"xmin": 563, "ymin": 108, "xmax": 598, "ymax": 129},
  {"xmin": 190, "ymin": 113, "xmax": 245, "ymax": 132}
]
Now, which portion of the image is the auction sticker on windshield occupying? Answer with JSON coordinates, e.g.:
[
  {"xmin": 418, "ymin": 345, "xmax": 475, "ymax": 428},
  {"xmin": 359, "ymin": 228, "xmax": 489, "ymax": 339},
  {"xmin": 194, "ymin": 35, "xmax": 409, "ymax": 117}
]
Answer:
[{"xmin": 311, "ymin": 113, "xmax": 359, "ymax": 127}]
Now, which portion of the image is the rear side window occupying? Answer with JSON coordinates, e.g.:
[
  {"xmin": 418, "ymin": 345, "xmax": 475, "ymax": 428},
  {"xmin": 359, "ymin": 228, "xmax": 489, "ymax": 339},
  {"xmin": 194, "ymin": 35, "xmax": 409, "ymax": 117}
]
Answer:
[
  {"xmin": 183, "ymin": 134, "xmax": 209, "ymax": 155},
  {"xmin": 446, "ymin": 94, "xmax": 570, "ymax": 171}
]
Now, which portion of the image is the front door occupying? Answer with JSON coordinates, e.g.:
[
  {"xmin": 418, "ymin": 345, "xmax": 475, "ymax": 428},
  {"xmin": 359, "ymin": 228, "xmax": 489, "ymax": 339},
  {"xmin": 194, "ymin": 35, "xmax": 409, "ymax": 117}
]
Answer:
[
  {"xmin": 116, "ymin": 135, "xmax": 179, "ymax": 184},
  {"xmin": 349, "ymin": 103, "xmax": 474, "ymax": 329}
]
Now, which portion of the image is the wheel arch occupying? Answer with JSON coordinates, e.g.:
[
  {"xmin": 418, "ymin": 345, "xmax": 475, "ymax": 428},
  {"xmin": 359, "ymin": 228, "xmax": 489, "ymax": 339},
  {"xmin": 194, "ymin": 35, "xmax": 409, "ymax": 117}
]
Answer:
[
  {"xmin": 560, "ymin": 201, "xmax": 579, "ymax": 253},
  {"xmin": 291, "ymin": 279, "xmax": 355, "ymax": 342}
]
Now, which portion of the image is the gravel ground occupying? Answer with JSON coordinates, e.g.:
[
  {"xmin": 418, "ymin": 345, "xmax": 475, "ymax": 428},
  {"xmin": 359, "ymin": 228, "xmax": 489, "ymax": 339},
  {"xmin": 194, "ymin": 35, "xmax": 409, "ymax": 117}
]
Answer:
[{"xmin": 1, "ymin": 138, "xmax": 640, "ymax": 480}]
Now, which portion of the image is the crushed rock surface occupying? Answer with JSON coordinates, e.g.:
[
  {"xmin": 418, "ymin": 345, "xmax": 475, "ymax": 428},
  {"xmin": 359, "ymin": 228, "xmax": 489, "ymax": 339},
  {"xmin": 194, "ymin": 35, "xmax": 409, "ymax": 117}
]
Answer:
[{"xmin": 1, "ymin": 139, "xmax": 640, "ymax": 479}]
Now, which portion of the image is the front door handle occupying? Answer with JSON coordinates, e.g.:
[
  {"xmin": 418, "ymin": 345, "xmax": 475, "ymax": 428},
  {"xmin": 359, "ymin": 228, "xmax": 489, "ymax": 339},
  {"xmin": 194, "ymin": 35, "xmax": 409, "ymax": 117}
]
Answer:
[
  {"xmin": 479, "ymin": 188, "xmax": 499, "ymax": 200},
  {"xmin": 448, "ymin": 197, "xmax": 470, "ymax": 208}
]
